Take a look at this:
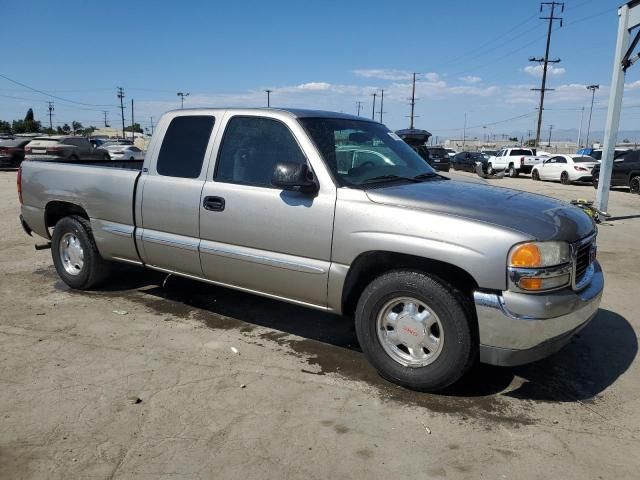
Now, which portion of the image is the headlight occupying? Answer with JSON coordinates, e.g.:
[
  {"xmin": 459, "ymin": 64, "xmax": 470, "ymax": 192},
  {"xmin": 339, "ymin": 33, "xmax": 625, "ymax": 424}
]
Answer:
[
  {"xmin": 508, "ymin": 241, "xmax": 570, "ymax": 268},
  {"xmin": 508, "ymin": 241, "xmax": 571, "ymax": 292}
]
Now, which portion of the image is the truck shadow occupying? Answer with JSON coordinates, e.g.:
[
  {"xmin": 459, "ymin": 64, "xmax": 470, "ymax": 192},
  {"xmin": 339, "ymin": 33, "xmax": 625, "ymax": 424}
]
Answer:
[{"xmin": 99, "ymin": 266, "xmax": 636, "ymax": 403}]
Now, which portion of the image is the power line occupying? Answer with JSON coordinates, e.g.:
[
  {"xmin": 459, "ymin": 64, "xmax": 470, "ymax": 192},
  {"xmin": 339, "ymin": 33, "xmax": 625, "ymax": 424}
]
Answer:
[{"xmin": 0, "ymin": 72, "xmax": 117, "ymax": 108}]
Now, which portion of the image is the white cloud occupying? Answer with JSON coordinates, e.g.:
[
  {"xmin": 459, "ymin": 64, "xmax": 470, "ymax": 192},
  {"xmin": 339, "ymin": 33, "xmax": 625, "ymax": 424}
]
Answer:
[
  {"xmin": 460, "ymin": 75, "xmax": 482, "ymax": 84},
  {"xmin": 625, "ymin": 80, "xmax": 640, "ymax": 90},
  {"xmin": 523, "ymin": 65, "xmax": 566, "ymax": 77},
  {"xmin": 423, "ymin": 72, "xmax": 441, "ymax": 82},
  {"xmin": 292, "ymin": 82, "xmax": 331, "ymax": 91},
  {"xmin": 352, "ymin": 69, "xmax": 413, "ymax": 81}
]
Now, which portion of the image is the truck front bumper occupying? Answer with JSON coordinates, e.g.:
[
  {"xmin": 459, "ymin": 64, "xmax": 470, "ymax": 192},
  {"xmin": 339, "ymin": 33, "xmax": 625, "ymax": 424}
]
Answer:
[{"xmin": 474, "ymin": 261, "xmax": 603, "ymax": 366}]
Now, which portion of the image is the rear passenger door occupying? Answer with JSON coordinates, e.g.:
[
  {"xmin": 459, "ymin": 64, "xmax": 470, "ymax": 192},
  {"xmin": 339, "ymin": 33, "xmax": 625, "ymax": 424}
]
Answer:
[
  {"xmin": 138, "ymin": 114, "xmax": 217, "ymax": 276},
  {"xmin": 198, "ymin": 114, "xmax": 336, "ymax": 308}
]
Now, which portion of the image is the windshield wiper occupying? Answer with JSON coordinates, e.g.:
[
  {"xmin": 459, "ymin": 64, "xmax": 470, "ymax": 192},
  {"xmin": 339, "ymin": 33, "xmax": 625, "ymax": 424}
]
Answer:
[
  {"xmin": 361, "ymin": 174, "xmax": 420, "ymax": 184},
  {"xmin": 413, "ymin": 172, "xmax": 438, "ymax": 179}
]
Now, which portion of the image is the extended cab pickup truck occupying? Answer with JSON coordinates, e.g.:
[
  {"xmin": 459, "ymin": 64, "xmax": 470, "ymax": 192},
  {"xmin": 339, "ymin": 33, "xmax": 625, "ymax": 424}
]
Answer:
[
  {"xmin": 489, "ymin": 148, "xmax": 547, "ymax": 177},
  {"xmin": 18, "ymin": 108, "xmax": 604, "ymax": 391}
]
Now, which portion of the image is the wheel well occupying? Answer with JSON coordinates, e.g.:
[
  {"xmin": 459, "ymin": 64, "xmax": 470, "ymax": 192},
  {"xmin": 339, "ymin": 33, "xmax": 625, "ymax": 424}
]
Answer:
[
  {"xmin": 628, "ymin": 171, "xmax": 640, "ymax": 182},
  {"xmin": 45, "ymin": 201, "xmax": 89, "ymax": 231},
  {"xmin": 341, "ymin": 251, "xmax": 479, "ymax": 318}
]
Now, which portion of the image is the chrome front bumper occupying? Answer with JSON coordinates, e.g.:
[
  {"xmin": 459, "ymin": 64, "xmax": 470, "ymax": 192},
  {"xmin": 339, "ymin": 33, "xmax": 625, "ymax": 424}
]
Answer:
[{"xmin": 474, "ymin": 261, "xmax": 604, "ymax": 366}]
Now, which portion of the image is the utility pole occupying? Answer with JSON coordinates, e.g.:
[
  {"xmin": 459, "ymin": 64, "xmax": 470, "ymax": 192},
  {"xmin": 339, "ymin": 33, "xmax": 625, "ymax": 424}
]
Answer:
[
  {"xmin": 117, "ymin": 87, "xmax": 125, "ymax": 140},
  {"xmin": 177, "ymin": 92, "xmax": 189, "ymax": 109},
  {"xmin": 548, "ymin": 124, "xmax": 554, "ymax": 146},
  {"xmin": 265, "ymin": 89, "xmax": 272, "ymax": 107},
  {"xmin": 47, "ymin": 102, "xmax": 54, "ymax": 130},
  {"xmin": 150, "ymin": 116, "xmax": 154, "ymax": 135},
  {"xmin": 585, "ymin": 84, "xmax": 599, "ymax": 148},
  {"xmin": 530, "ymin": 1, "xmax": 564, "ymax": 147},
  {"xmin": 378, "ymin": 89, "xmax": 384, "ymax": 123},
  {"xmin": 409, "ymin": 72, "xmax": 418, "ymax": 129},
  {"xmin": 103, "ymin": 110, "xmax": 109, "ymax": 128},
  {"xmin": 577, "ymin": 106, "xmax": 584, "ymax": 148},
  {"xmin": 462, "ymin": 112, "xmax": 467, "ymax": 148},
  {"xmin": 371, "ymin": 92, "xmax": 377, "ymax": 120},
  {"xmin": 131, "ymin": 99, "xmax": 135, "ymax": 142},
  {"xmin": 356, "ymin": 101, "xmax": 362, "ymax": 116}
]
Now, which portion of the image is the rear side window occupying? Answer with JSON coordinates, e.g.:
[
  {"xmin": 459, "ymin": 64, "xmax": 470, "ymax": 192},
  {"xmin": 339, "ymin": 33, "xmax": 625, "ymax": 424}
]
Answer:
[
  {"xmin": 510, "ymin": 149, "xmax": 532, "ymax": 156},
  {"xmin": 214, "ymin": 116, "xmax": 306, "ymax": 188},
  {"xmin": 157, "ymin": 116, "xmax": 215, "ymax": 178}
]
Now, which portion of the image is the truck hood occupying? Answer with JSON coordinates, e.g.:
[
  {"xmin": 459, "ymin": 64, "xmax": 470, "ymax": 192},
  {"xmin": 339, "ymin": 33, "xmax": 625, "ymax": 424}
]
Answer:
[{"xmin": 365, "ymin": 179, "xmax": 594, "ymax": 242}]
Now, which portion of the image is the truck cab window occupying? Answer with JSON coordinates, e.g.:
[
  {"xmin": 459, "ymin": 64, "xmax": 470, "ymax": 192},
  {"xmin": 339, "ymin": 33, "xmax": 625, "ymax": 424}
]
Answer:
[
  {"xmin": 215, "ymin": 116, "xmax": 306, "ymax": 188},
  {"xmin": 157, "ymin": 116, "xmax": 215, "ymax": 178}
]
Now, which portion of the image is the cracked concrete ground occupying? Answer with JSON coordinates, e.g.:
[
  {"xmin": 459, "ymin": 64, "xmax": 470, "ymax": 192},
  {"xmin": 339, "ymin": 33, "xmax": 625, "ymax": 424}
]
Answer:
[{"xmin": 0, "ymin": 169, "xmax": 638, "ymax": 479}]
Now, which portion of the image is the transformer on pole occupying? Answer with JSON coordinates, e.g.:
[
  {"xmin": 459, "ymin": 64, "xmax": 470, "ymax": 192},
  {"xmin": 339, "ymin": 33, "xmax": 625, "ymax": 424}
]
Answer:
[{"xmin": 596, "ymin": 0, "xmax": 640, "ymax": 213}]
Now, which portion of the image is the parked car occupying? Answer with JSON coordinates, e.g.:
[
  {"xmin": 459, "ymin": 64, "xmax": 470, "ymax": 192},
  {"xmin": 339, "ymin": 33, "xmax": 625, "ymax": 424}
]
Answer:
[
  {"xmin": 0, "ymin": 138, "xmax": 30, "ymax": 167},
  {"xmin": 490, "ymin": 148, "xmax": 546, "ymax": 177},
  {"xmin": 451, "ymin": 151, "xmax": 490, "ymax": 172},
  {"xmin": 18, "ymin": 108, "xmax": 603, "ymax": 392},
  {"xmin": 444, "ymin": 148, "xmax": 457, "ymax": 158},
  {"xmin": 591, "ymin": 149, "xmax": 640, "ymax": 193},
  {"xmin": 424, "ymin": 147, "xmax": 450, "ymax": 172},
  {"xmin": 102, "ymin": 144, "xmax": 145, "ymax": 161},
  {"xmin": 531, "ymin": 155, "xmax": 598, "ymax": 184},
  {"xmin": 24, "ymin": 136, "xmax": 111, "ymax": 161},
  {"xmin": 577, "ymin": 147, "xmax": 628, "ymax": 160}
]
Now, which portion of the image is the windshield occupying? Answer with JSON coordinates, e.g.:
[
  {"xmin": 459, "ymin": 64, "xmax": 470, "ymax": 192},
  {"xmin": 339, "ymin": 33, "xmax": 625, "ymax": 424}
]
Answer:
[{"xmin": 300, "ymin": 118, "xmax": 435, "ymax": 187}]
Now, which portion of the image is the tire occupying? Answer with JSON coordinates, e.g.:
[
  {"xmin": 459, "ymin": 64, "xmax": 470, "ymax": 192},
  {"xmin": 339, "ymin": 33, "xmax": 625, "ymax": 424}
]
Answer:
[
  {"xmin": 487, "ymin": 163, "xmax": 495, "ymax": 175},
  {"xmin": 104, "ymin": 153, "xmax": 111, "ymax": 161},
  {"xmin": 560, "ymin": 171, "xmax": 570, "ymax": 185},
  {"xmin": 508, "ymin": 164, "xmax": 519, "ymax": 178},
  {"xmin": 129, "ymin": 156, "xmax": 134, "ymax": 161},
  {"xmin": 630, "ymin": 175, "xmax": 640, "ymax": 194},
  {"xmin": 354, "ymin": 270, "xmax": 476, "ymax": 392},
  {"xmin": 51, "ymin": 215, "xmax": 110, "ymax": 290},
  {"xmin": 593, "ymin": 176, "xmax": 599, "ymax": 189},
  {"xmin": 532, "ymin": 169, "xmax": 540, "ymax": 181},
  {"xmin": 69, "ymin": 155, "xmax": 79, "ymax": 161}
]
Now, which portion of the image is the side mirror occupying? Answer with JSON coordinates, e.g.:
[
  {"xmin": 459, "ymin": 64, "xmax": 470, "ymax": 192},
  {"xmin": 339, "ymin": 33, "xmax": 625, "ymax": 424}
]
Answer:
[{"xmin": 271, "ymin": 162, "xmax": 318, "ymax": 194}]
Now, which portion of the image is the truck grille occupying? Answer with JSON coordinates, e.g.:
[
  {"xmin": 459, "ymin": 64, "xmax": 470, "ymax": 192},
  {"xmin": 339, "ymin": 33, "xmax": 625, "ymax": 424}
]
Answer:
[{"xmin": 573, "ymin": 236, "xmax": 596, "ymax": 289}]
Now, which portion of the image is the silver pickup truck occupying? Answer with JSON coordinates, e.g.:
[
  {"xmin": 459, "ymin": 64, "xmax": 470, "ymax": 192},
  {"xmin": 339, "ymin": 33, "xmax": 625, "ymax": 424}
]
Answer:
[{"xmin": 18, "ymin": 108, "xmax": 603, "ymax": 391}]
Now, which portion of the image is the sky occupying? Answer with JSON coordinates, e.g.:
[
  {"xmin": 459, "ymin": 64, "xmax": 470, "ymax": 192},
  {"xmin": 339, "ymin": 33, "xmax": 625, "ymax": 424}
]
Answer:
[{"xmin": 1, "ymin": 0, "xmax": 639, "ymax": 141}]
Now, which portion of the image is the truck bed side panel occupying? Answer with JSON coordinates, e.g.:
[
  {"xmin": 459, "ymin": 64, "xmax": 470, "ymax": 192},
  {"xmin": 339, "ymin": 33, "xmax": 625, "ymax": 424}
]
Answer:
[{"xmin": 20, "ymin": 161, "xmax": 141, "ymax": 262}]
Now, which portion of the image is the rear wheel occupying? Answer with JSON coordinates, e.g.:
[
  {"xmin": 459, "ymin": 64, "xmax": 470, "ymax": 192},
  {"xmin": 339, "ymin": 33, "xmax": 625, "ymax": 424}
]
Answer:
[
  {"xmin": 355, "ymin": 271, "xmax": 476, "ymax": 391},
  {"xmin": 630, "ymin": 175, "xmax": 640, "ymax": 194},
  {"xmin": 560, "ymin": 171, "xmax": 570, "ymax": 185},
  {"xmin": 103, "ymin": 153, "xmax": 111, "ymax": 161},
  {"xmin": 532, "ymin": 169, "xmax": 540, "ymax": 181},
  {"xmin": 508, "ymin": 164, "xmax": 519, "ymax": 178},
  {"xmin": 593, "ymin": 176, "xmax": 599, "ymax": 189},
  {"xmin": 51, "ymin": 215, "xmax": 110, "ymax": 290}
]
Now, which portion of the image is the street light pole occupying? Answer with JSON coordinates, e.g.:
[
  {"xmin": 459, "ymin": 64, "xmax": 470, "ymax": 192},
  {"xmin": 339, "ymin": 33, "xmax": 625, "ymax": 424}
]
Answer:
[
  {"xmin": 371, "ymin": 92, "xmax": 377, "ymax": 120},
  {"xmin": 585, "ymin": 84, "xmax": 599, "ymax": 148},
  {"xmin": 265, "ymin": 89, "xmax": 272, "ymax": 107},
  {"xmin": 177, "ymin": 92, "xmax": 190, "ymax": 109}
]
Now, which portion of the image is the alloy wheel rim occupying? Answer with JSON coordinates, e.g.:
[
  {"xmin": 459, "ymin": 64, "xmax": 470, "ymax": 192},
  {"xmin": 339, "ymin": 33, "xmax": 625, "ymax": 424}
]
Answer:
[
  {"xmin": 376, "ymin": 297, "xmax": 444, "ymax": 367},
  {"xmin": 59, "ymin": 232, "xmax": 84, "ymax": 276}
]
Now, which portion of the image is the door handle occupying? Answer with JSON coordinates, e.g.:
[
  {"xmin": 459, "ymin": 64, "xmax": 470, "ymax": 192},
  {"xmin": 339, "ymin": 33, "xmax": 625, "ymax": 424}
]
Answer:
[{"xmin": 203, "ymin": 196, "xmax": 225, "ymax": 212}]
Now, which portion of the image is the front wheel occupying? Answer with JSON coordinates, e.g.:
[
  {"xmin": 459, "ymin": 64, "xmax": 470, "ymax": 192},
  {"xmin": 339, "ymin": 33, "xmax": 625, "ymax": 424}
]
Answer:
[
  {"xmin": 487, "ymin": 163, "xmax": 495, "ymax": 175},
  {"xmin": 593, "ymin": 176, "xmax": 599, "ymax": 189},
  {"xmin": 560, "ymin": 171, "xmax": 570, "ymax": 185},
  {"xmin": 532, "ymin": 169, "xmax": 540, "ymax": 181},
  {"xmin": 630, "ymin": 175, "xmax": 640, "ymax": 194},
  {"xmin": 355, "ymin": 271, "xmax": 476, "ymax": 391},
  {"xmin": 51, "ymin": 215, "xmax": 110, "ymax": 289}
]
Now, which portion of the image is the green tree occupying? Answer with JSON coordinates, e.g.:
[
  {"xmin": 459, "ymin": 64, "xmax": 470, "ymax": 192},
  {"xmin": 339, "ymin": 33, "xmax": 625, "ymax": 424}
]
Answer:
[
  {"xmin": 23, "ymin": 108, "xmax": 41, "ymax": 133},
  {"xmin": 125, "ymin": 123, "xmax": 143, "ymax": 133},
  {"xmin": 71, "ymin": 121, "xmax": 83, "ymax": 134},
  {"xmin": 61, "ymin": 123, "xmax": 71, "ymax": 134},
  {"xmin": 508, "ymin": 136, "xmax": 519, "ymax": 142},
  {"xmin": 0, "ymin": 120, "xmax": 11, "ymax": 133}
]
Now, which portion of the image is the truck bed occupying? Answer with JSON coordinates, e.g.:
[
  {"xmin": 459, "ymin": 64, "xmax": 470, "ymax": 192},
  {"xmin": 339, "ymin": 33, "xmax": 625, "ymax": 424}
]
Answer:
[{"xmin": 20, "ymin": 160, "xmax": 142, "ymax": 263}]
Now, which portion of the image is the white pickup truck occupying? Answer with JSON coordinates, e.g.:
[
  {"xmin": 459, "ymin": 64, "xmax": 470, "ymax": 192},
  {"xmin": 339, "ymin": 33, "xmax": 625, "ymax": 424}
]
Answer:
[{"xmin": 489, "ymin": 148, "xmax": 547, "ymax": 177}]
